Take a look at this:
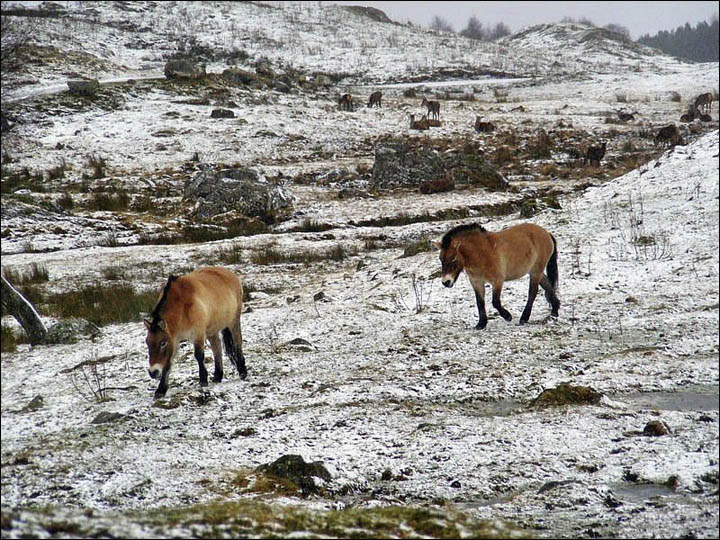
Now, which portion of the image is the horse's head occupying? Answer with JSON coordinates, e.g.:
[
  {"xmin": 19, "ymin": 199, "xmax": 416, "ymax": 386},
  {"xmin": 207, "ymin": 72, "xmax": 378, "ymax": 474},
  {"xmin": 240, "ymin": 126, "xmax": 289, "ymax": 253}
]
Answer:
[
  {"xmin": 438, "ymin": 239, "xmax": 465, "ymax": 288},
  {"xmin": 144, "ymin": 317, "xmax": 175, "ymax": 380}
]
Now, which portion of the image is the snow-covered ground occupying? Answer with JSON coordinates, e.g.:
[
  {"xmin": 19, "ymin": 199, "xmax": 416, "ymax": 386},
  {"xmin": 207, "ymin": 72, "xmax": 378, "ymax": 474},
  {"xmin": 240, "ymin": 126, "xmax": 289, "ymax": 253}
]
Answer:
[{"xmin": 1, "ymin": 2, "xmax": 718, "ymax": 538}]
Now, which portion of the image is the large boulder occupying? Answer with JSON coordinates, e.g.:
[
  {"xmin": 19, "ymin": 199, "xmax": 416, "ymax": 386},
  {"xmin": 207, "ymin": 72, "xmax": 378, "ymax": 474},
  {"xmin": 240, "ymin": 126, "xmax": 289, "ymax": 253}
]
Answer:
[
  {"xmin": 67, "ymin": 78, "xmax": 100, "ymax": 97},
  {"xmin": 371, "ymin": 139, "xmax": 445, "ymax": 190},
  {"xmin": 164, "ymin": 58, "xmax": 206, "ymax": 80},
  {"xmin": 184, "ymin": 165, "xmax": 294, "ymax": 220},
  {"xmin": 371, "ymin": 139, "xmax": 508, "ymax": 191}
]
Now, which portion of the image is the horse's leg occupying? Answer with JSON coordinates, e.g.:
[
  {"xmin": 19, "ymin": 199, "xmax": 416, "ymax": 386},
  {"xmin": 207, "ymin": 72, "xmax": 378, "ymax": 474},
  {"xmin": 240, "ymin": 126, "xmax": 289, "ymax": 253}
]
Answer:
[
  {"xmin": 474, "ymin": 287, "xmax": 488, "ymax": 330},
  {"xmin": 491, "ymin": 282, "xmax": 513, "ymax": 321},
  {"xmin": 230, "ymin": 316, "xmax": 247, "ymax": 379},
  {"xmin": 194, "ymin": 340, "xmax": 209, "ymax": 387},
  {"xmin": 208, "ymin": 334, "xmax": 223, "ymax": 383},
  {"xmin": 154, "ymin": 362, "xmax": 171, "ymax": 400},
  {"xmin": 520, "ymin": 278, "xmax": 540, "ymax": 324},
  {"xmin": 539, "ymin": 274, "xmax": 561, "ymax": 317}
]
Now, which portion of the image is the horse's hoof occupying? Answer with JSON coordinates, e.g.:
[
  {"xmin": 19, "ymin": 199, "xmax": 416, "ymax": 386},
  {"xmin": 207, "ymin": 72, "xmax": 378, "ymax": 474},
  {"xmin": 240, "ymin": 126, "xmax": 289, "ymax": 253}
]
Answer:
[{"xmin": 153, "ymin": 391, "xmax": 166, "ymax": 400}]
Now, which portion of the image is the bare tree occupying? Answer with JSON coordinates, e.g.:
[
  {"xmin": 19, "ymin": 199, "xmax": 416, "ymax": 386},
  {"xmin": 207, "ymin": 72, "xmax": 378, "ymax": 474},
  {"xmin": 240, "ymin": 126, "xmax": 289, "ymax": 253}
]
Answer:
[
  {"xmin": 460, "ymin": 15, "xmax": 484, "ymax": 40},
  {"xmin": 429, "ymin": 15, "xmax": 454, "ymax": 33},
  {"xmin": 487, "ymin": 22, "xmax": 511, "ymax": 41},
  {"xmin": 604, "ymin": 23, "xmax": 631, "ymax": 38},
  {"xmin": 1, "ymin": 274, "xmax": 47, "ymax": 345}
]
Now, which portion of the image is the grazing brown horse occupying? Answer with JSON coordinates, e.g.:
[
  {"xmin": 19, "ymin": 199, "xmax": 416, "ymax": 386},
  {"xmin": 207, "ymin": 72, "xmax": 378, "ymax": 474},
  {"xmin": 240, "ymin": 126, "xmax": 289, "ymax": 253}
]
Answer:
[
  {"xmin": 144, "ymin": 266, "xmax": 246, "ymax": 399},
  {"xmin": 694, "ymin": 92, "xmax": 713, "ymax": 115},
  {"xmin": 339, "ymin": 93, "xmax": 354, "ymax": 111},
  {"xmin": 421, "ymin": 97, "xmax": 440, "ymax": 120},
  {"xmin": 654, "ymin": 124, "xmax": 683, "ymax": 147},
  {"xmin": 367, "ymin": 91, "xmax": 382, "ymax": 108},
  {"xmin": 437, "ymin": 223, "xmax": 560, "ymax": 329}
]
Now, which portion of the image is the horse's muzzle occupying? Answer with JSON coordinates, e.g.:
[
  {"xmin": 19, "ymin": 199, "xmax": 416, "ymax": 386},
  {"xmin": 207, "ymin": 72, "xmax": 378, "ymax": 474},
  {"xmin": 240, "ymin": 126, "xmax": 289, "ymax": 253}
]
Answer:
[
  {"xmin": 148, "ymin": 368, "xmax": 161, "ymax": 380},
  {"xmin": 442, "ymin": 279, "xmax": 454, "ymax": 288}
]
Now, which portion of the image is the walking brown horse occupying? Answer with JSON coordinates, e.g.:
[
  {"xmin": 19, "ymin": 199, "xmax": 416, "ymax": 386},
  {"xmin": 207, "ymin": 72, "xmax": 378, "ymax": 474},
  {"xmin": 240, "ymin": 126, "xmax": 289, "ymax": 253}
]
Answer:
[
  {"xmin": 437, "ymin": 223, "xmax": 560, "ymax": 329},
  {"xmin": 144, "ymin": 266, "xmax": 246, "ymax": 399}
]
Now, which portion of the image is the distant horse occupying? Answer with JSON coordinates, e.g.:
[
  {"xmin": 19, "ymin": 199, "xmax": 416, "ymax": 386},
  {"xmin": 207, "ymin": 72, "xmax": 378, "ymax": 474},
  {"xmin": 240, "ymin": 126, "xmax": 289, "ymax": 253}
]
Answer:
[
  {"xmin": 583, "ymin": 141, "xmax": 607, "ymax": 166},
  {"xmin": 409, "ymin": 113, "xmax": 430, "ymax": 130},
  {"xmin": 339, "ymin": 93, "xmax": 354, "ymax": 111},
  {"xmin": 367, "ymin": 91, "xmax": 382, "ymax": 108},
  {"xmin": 437, "ymin": 223, "xmax": 560, "ymax": 329},
  {"xmin": 144, "ymin": 266, "xmax": 246, "ymax": 399},
  {"xmin": 617, "ymin": 110, "xmax": 638, "ymax": 122},
  {"xmin": 654, "ymin": 124, "xmax": 683, "ymax": 147},
  {"xmin": 694, "ymin": 92, "xmax": 713, "ymax": 115},
  {"xmin": 421, "ymin": 97, "xmax": 440, "ymax": 120},
  {"xmin": 474, "ymin": 116, "xmax": 496, "ymax": 132}
]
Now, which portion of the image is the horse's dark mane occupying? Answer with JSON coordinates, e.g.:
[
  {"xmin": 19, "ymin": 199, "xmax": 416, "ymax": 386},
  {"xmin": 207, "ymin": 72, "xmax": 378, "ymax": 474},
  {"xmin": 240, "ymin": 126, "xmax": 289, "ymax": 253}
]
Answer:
[
  {"xmin": 149, "ymin": 275, "xmax": 178, "ymax": 331},
  {"xmin": 441, "ymin": 223, "xmax": 487, "ymax": 249}
]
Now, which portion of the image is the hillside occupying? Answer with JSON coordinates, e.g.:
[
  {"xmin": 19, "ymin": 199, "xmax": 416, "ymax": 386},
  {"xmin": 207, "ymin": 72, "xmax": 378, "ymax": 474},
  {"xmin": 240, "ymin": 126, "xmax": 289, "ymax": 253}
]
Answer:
[{"xmin": 1, "ymin": 2, "xmax": 719, "ymax": 539}]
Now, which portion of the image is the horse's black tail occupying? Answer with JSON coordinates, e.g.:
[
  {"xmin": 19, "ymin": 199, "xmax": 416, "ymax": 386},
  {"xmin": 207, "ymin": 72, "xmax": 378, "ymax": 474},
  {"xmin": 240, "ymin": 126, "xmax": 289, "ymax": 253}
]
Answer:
[
  {"xmin": 222, "ymin": 328, "xmax": 238, "ymax": 368},
  {"xmin": 547, "ymin": 234, "xmax": 559, "ymax": 294}
]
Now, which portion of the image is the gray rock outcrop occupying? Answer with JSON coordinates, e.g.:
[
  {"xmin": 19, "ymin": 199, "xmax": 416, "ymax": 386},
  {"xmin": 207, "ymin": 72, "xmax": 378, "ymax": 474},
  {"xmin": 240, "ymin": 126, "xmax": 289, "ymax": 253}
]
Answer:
[{"xmin": 184, "ymin": 165, "xmax": 294, "ymax": 220}]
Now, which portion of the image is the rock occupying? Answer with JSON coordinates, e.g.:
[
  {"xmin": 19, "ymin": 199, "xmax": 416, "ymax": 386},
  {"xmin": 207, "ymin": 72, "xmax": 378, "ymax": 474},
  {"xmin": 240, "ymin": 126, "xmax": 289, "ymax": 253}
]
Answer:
[
  {"xmin": 371, "ymin": 139, "xmax": 445, "ymax": 190},
  {"xmin": 67, "ymin": 78, "xmax": 100, "ymax": 97},
  {"xmin": 46, "ymin": 318, "xmax": 101, "ymax": 344},
  {"xmin": 210, "ymin": 108, "xmax": 235, "ymax": 118},
  {"xmin": 21, "ymin": 395, "xmax": 44, "ymax": 412},
  {"xmin": 370, "ymin": 139, "xmax": 507, "ymax": 191},
  {"xmin": 256, "ymin": 454, "xmax": 332, "ymax": 496},
  {"xmin": 221, "ymin": 67, "xmax": 259, "ymax": 86},
  {"xmin": 91, "ymin": 411, "xmax": 126, "ymax": 424},
  {"xmin": 184, "ymin": 165, "xmax": 294, "ymax": 220},
  {"xmin": 530, "ymin": 383, "xmax": 603, "ymax": 408},
  {"xmin": 643, "ymin": 420, "xmax": 671, "ymax": 436},
  {"xmin": 520, "ymin": 196, "xmax": 562, "ymax": 218},
  {"xmin": 164, "ymin": 58, "xmax": 206, "ymax": 80}
]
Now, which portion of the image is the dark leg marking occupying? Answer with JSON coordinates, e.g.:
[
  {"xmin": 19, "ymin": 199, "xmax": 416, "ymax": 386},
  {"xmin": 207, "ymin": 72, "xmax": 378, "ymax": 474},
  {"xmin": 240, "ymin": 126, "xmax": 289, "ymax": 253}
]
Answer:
[
  {"xmin": 520, "ymin": 279, "xmax": 540, "ymax": 324},
  {"xmin": 492, "ymin": 290, "xmax": 512, "ymax": 321},
  {"xmin": 474, "ymin": 289, "xmax": 488, "ymax": 330},
  {"xmin": 540, "ymin": 275, "xmax": 560, "ymax": 317},
  {"xmin": 194, "ymin": 344, "xmax": 208, "ymax": 387}
]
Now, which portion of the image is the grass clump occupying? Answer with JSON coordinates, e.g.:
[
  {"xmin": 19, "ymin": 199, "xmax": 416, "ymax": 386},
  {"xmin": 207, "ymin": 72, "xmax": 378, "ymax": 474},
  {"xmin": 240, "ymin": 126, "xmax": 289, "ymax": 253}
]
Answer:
[
  {"xmin": 2, "ymin": 263, "xmax": 49, "ymax": 285},
  {"xmin": 44, "ymin": 284, "xmax": 158, "ymax": 326}
]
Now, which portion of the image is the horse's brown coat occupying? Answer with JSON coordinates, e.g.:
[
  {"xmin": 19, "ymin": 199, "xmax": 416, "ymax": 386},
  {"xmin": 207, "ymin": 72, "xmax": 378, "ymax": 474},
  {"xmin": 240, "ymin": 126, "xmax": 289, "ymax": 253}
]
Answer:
[
  {"xmin": 144, "ymin": 266, "xmax": 246, "ymax": 399},
  {"xmin": 438, "ymin": 223, "xmax": 560, "ymax": 329}
]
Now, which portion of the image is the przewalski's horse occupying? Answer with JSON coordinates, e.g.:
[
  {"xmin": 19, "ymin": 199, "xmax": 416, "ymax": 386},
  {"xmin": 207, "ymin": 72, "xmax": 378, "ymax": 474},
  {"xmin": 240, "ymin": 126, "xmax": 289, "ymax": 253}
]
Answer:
[
  {"xmin": 367, "ymin": 91, "xmax": 382, "ymax": 108},
  {"xmin": 437, "ymin": 223, "xmax": 560, "ymax": 329},
  {"xmin": 583, "ymin": 141, "xmax": 607, "ymax": 166},
  {"xmin": 339, "ymin": 93, "xmax": 354, "ymax": 111},
  {"xmin": 421, "ymin": 97, "xmax": 440, "ymax": 120},
  {"xmin": 409, "ymin": 113, "xmax": 430, "ymax": 130},
  {"xmin": 144, "ymin": 266, "xmax": 246, "ymax": 399},
  {"xmin": 654, "ymin": 124, "xmax": 683, "ymax": 147},
  {"xmin": 474, "ymin": 116, "xmax": 496, "ymax": 133},
  {"xmin": 694, "ymin": 92, "xmax": 713, "ymax": 115}
]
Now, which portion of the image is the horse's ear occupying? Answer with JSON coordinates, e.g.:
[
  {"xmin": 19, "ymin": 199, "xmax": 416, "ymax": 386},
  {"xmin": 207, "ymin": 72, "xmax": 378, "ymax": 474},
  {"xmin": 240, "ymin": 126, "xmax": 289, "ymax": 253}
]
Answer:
[
  {"xmin": 433, "ymin": 240, "xmax": 442, "ymax": 250},
  {"xmin": 158, "ymin": 319, "xmax": 167, "ymax": 331},
  {"xmin": 143, "ymin": 317, "xmax": 152, "ymax": 330}
]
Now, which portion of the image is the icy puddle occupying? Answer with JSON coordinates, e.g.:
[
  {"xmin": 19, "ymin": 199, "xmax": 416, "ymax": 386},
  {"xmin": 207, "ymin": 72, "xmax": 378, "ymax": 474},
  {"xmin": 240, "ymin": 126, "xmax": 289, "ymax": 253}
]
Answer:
[{"xmin": 619, "ymin": 384, "xmax": 719, "ymax": 412}]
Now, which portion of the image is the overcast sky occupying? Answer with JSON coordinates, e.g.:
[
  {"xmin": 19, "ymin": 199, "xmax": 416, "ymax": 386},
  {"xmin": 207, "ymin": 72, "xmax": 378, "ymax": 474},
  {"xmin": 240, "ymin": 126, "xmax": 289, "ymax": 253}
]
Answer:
[{"xmin": 328, "ymin": 1, "xmax": 718, "ymax": 39}]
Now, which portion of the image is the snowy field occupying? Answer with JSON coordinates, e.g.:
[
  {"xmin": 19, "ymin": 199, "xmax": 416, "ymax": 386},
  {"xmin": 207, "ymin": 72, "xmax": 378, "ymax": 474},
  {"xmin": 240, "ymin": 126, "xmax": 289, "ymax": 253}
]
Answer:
[{"xmin": 1, "ymin": 2, "xmax": 718, "ymax": 538}]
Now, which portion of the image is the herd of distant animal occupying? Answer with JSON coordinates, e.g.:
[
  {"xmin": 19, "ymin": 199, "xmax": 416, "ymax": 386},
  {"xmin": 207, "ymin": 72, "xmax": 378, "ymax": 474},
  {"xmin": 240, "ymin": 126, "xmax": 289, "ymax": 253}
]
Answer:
[
  {"xmin": 336, "ymin": 89, "xmax": 716, "ymax": 168},
  {"xmin": 143, "ymin": 89, "xmax": 715, "ymax": 399}
]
